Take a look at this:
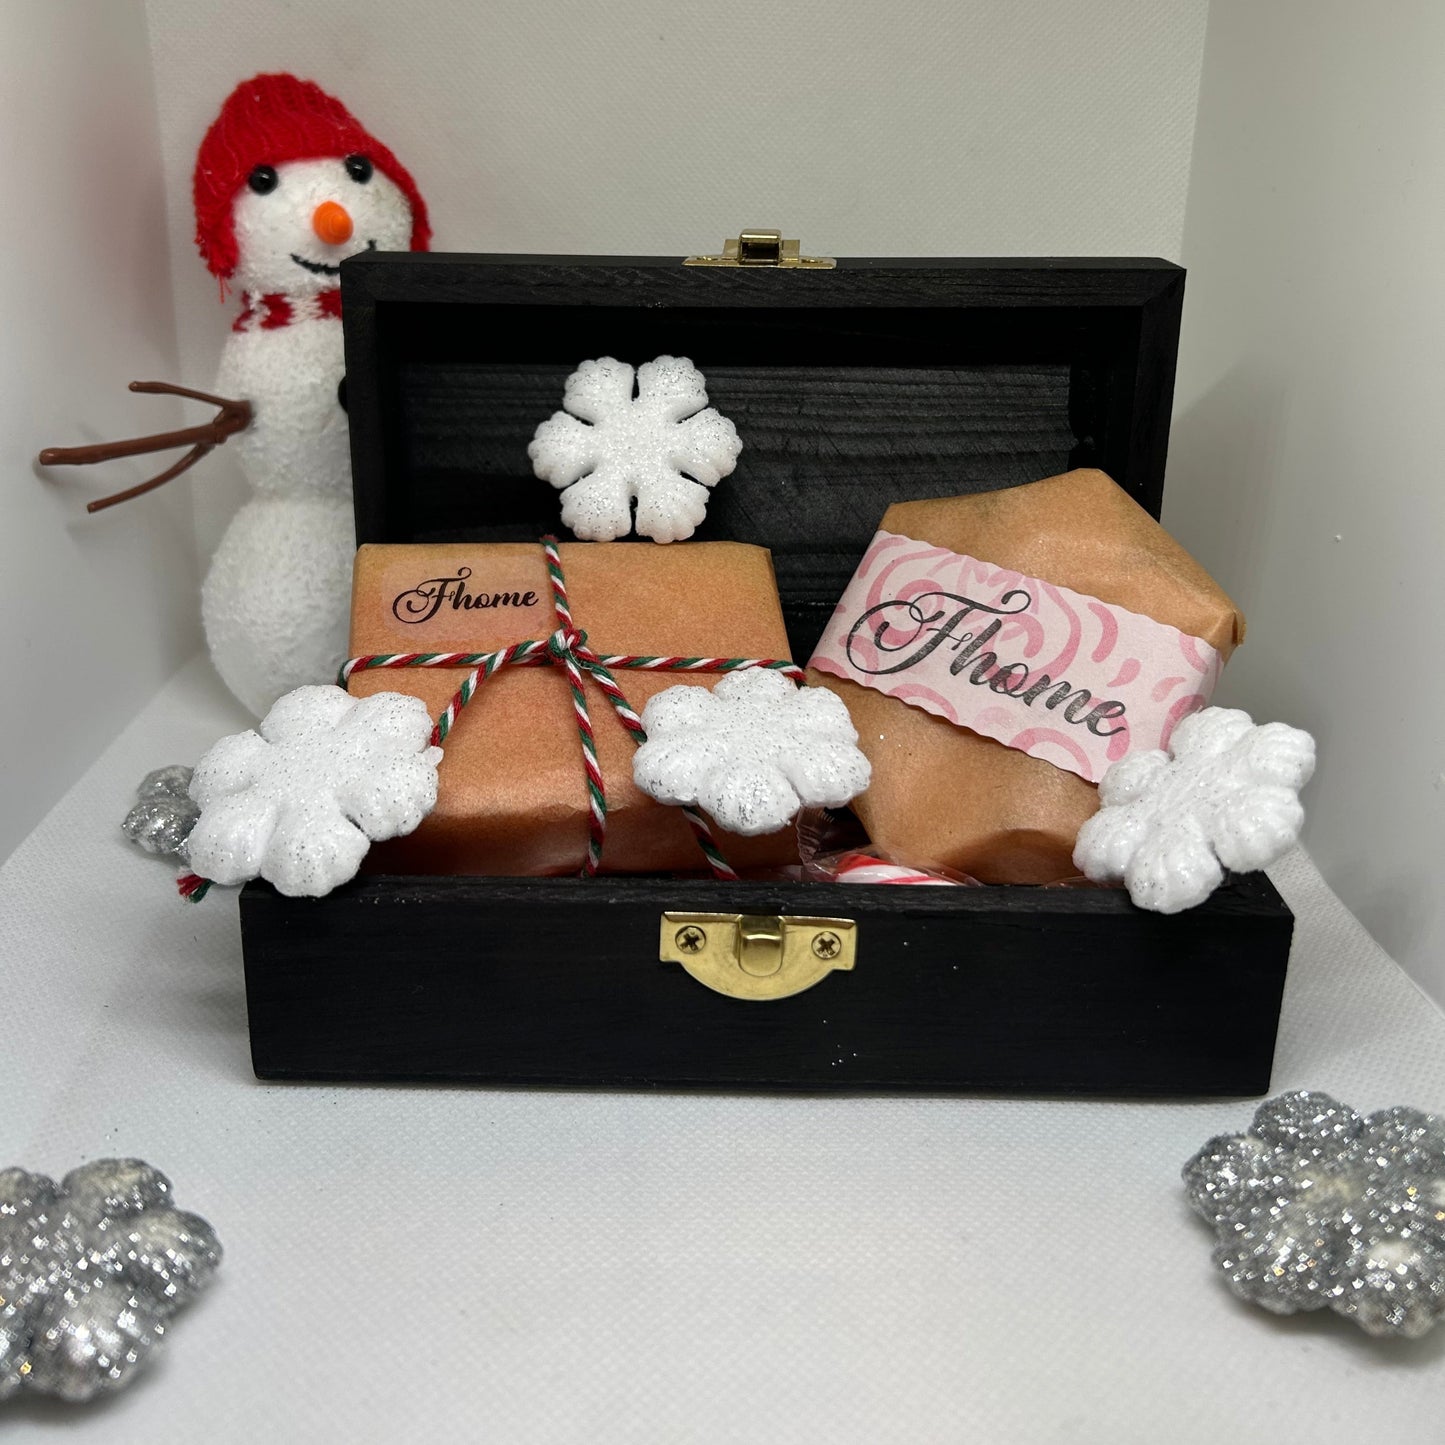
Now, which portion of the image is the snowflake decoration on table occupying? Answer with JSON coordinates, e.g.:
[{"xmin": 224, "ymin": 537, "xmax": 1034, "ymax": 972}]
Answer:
[
  {"xmin": 633, "ymin": 669, "xmax": 871, "ymax": 836},
  {"xmin": 1071, "ymin": 706, "xmax": 1315, "ymax": 913},
  {"xmin": 528, "ymin": 355, "xmax": 742, "ymax": 543},
  {"xmin": 1183, "ymin": 1091, "xmax": 1445, "ymax": 1339},
  {"xmin": 1, "ymin": 1159, "xmax": 221, "ymax": 1403},
  {"xmin": 186, "ymin": 683, "xmax": 442, "ymax": 898},
  {"xmin": 121, "ymin": 764, "xmax": 200, "ymax": 861}
]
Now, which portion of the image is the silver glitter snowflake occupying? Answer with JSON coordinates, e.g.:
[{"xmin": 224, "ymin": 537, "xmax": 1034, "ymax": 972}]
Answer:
[
  {"xmin": 1183, "ymin": 1090, "xmax": 1445, "ymax": 1338},
  {"xmin": 528, "ymin": 355, "xmax": 742, "ymax": 543},
  {"xmin": 121, "ymin": 765, "xmax": 199, "ymax": 861},
  {"xmin": 0, "ymin": 1159, "xmax": 221, "ymax": 1403}
]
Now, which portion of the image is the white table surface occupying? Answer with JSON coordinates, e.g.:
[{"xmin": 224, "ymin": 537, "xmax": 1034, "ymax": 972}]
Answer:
[{"xmin": 3, "ymin": 656, "xmax": 1443, "ymax": 1443}]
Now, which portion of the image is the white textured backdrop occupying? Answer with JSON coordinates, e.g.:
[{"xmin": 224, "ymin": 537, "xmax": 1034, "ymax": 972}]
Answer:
[
  {"xmin": 1167, "ymin": 0, "xmax": 1445, "ymax": 1005},
  {"xmin": 0, "ymin": 0, "xmax": 198, "ymax": 861},
  {"xmin": 141, "ymin": 0, "xmax": 1210, "ymax": 560}
]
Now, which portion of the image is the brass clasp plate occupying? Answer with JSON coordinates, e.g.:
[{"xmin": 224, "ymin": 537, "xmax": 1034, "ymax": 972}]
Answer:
[
  {"xmin": 684, "ymin": 229, "xmax": 836, "ymax": 269},
  {"xmin": 660, "ymin": 912, "xmax": 857, "ymax": 1000}
]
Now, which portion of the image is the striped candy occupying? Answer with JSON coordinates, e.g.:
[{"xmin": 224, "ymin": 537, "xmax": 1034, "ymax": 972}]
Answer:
[{"xmin": 829, "ymin": 851, "xmax": 962, "ymax": 886}]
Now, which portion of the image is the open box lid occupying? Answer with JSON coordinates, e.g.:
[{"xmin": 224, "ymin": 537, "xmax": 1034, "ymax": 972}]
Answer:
[{"xmin": 340, "ymin": 239, "xmax": 1183, "ymax": 656}]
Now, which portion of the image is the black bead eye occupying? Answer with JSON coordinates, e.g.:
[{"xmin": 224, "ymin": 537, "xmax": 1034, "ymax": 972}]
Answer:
[
  {"xmin": 247, "ymin": 165, "xmax": 278, "ymax": 195},
  {"xmin": 344, "ymin": 154, "xmax": 373, "ymax": 184}
]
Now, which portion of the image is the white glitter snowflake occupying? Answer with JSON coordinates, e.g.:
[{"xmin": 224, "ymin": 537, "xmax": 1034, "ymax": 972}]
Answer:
[
  {"xmin": 1184, "ymin": 1091, "xmax": 1445, "ymax": 1339},
  {"xmin": 633, "ymin": 669, "xmax": 871, "ymax": 836},
  {"xmin": 186, "ymin": 684, "xmax": 442, "ymax": 897},
  {"xmin": 528, "ymin": 355, "xmax": 742, "ymax": 543},
  {"xmin": 1071, "ymin": 706, "xmax": 1315, "ymax": 913}
]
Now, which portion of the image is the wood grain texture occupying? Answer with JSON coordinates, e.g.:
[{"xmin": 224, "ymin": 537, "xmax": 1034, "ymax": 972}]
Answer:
[
  {"xmin": 241, "ymin": 871, "xmax": 1292, "ymax": 1095},
  {"xmin": 394, "ymin": 360, "xmax": 1076, "ymax": 656},
  {"xmin": 341, "ymin": 254, "xmax": 1185, "ymax": 563},
  {"xmin": 240, "ymin": 251, "xmax": 1298, "ymax": 1096}
]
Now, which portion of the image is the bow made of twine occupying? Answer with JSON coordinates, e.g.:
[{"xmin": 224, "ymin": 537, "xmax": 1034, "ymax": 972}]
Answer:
[{"xmin": 181, "ymin": 537, "xmax": 804, "ymax": 899}]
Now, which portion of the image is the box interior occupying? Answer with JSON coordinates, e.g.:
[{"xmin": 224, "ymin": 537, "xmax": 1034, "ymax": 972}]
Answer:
[
  {"xmin": 336, "ymin": 254, "xmax": 1204, "ymax": 887},
  {"xmin": 346, "ymin": 256, "xmax": 1182, "ymax": 658}
]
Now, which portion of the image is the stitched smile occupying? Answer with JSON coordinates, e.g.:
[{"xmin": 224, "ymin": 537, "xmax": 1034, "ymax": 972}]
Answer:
[{"xmin": 290, "ymin": 239, "xmax": 377, "ymax": 276}]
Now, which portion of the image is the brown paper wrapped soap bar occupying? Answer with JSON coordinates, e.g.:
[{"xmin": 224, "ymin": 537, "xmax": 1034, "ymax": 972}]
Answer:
[
  {"xmin": 807, "ymin": 469, "xmax": 1245, "ymax": 884},
  {"xmin": 348, "ymin": 541, "xmax": 800, "ymax": 876}
]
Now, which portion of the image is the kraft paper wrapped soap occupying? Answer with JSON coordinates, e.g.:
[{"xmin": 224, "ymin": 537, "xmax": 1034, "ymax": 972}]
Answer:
[
  {"xmin": 348, "ymin": 540, "xmax": 800, "ymax": 876},
  {"xmin": 807, "ymin": 469, "xmax": 1245, "ymax": 884}
]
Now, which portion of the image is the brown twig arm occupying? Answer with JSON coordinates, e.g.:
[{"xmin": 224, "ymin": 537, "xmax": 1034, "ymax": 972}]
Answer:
[
  {"xmin": 38, "ymin": 381, "xmax": 252, "ymax": 510},
  {"xmin": 85, "ymin": 444, "xmax": 210, "ymax": 514}
]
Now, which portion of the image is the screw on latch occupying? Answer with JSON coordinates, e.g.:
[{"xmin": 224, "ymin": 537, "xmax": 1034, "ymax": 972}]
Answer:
[
  {"xmin": 811, "ymin": 930, "xmax": 842, "ymax": 960},
  {"xmin": 675, "ymin": 925, "xmax": 708, "ymax": 955}
]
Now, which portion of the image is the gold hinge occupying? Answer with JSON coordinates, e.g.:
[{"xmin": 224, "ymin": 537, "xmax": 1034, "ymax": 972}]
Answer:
[
  {"xmin": 660, "ymin": 912, "xmax": 856, "ymax": 1000},
  {"xmin": 684, "ymin": 228, "xmax": 836, "ymax": 269}
]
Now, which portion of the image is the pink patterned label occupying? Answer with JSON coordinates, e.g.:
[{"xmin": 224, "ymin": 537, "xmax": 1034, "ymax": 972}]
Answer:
[{"xmin": 808, "ymin": 530, "xmax": 1222, "ymax": 784}]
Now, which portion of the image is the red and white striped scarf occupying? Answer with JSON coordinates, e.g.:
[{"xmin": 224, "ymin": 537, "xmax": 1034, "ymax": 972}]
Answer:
[{"xmin": 233, "ymin": 289, "xmax": 343, "ymax": 332}]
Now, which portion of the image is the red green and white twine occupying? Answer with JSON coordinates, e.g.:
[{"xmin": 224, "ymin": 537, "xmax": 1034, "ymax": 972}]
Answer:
[
  {"xmin": 346, "ymin": 537, "xmax": 804, "ymax": 880},
  {"xmin": 176, "ymin": 872, "xmax": 212, "ymax": 902},
  {"xmin": 181, "ymin": 536, "xmax": 804, "ymax": 898}
]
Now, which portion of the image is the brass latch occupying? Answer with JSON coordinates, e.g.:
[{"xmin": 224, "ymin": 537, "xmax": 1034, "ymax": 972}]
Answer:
[
  {"xmin": 684, "ymin": 229, "xmax": 836, "ymax": 269},
  {"xmin": 660, "ymin": 912, "xmax": 856, "ymax": 1000}
]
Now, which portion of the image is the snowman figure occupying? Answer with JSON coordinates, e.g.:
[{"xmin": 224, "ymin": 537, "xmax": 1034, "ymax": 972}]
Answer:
[{"xmin": 42, "ymin": 75, "xmax": 430, "ymax": 716}]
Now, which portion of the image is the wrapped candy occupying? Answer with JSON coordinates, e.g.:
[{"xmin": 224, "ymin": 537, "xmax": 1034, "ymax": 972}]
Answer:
[
  {"xmin": 807, "ymin": 470, "xmax": 1245, "ymax": 883},
  {"xmin": 347, "ymin": 540, "xmax": 802, "ymax": 875}
]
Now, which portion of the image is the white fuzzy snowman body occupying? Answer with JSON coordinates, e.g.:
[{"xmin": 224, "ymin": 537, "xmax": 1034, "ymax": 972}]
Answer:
[
  {"xmin": 199, "ymin": 155, "xmax": 414, "ymax": 717},
  {"xmin": 203, "ymin": 311, "xmax": 352, "ymax": 715}
]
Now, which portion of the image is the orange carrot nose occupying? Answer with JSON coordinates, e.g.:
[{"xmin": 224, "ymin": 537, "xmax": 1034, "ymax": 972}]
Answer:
[{"xmin": 312, "ymin": 200, "xmax": 353, "ymax": 246}]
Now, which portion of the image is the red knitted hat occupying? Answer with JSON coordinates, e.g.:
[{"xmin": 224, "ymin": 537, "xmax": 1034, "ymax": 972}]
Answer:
[{"xmin": 193, "ymin": 73, "xmax": 431, "ymax": 280}]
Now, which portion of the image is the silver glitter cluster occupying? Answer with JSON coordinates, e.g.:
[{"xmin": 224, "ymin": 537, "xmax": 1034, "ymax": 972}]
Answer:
[
  {"xmin": 121, "ymin": 765, "xmax": 199, "ymax": 861},
  {"xmin": 1, "ymin": 1160, "xmax": 221, "ymax": 1403},
  {"xmin": 1183, "ymin": 1090, "xmax": 1445, "ymax": 1338}
]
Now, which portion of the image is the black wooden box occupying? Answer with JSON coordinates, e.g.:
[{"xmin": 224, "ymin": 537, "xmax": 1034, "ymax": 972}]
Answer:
[{"xmin": 239, "ymin": 247, "xmax": 1294, "ymax": 1095}]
